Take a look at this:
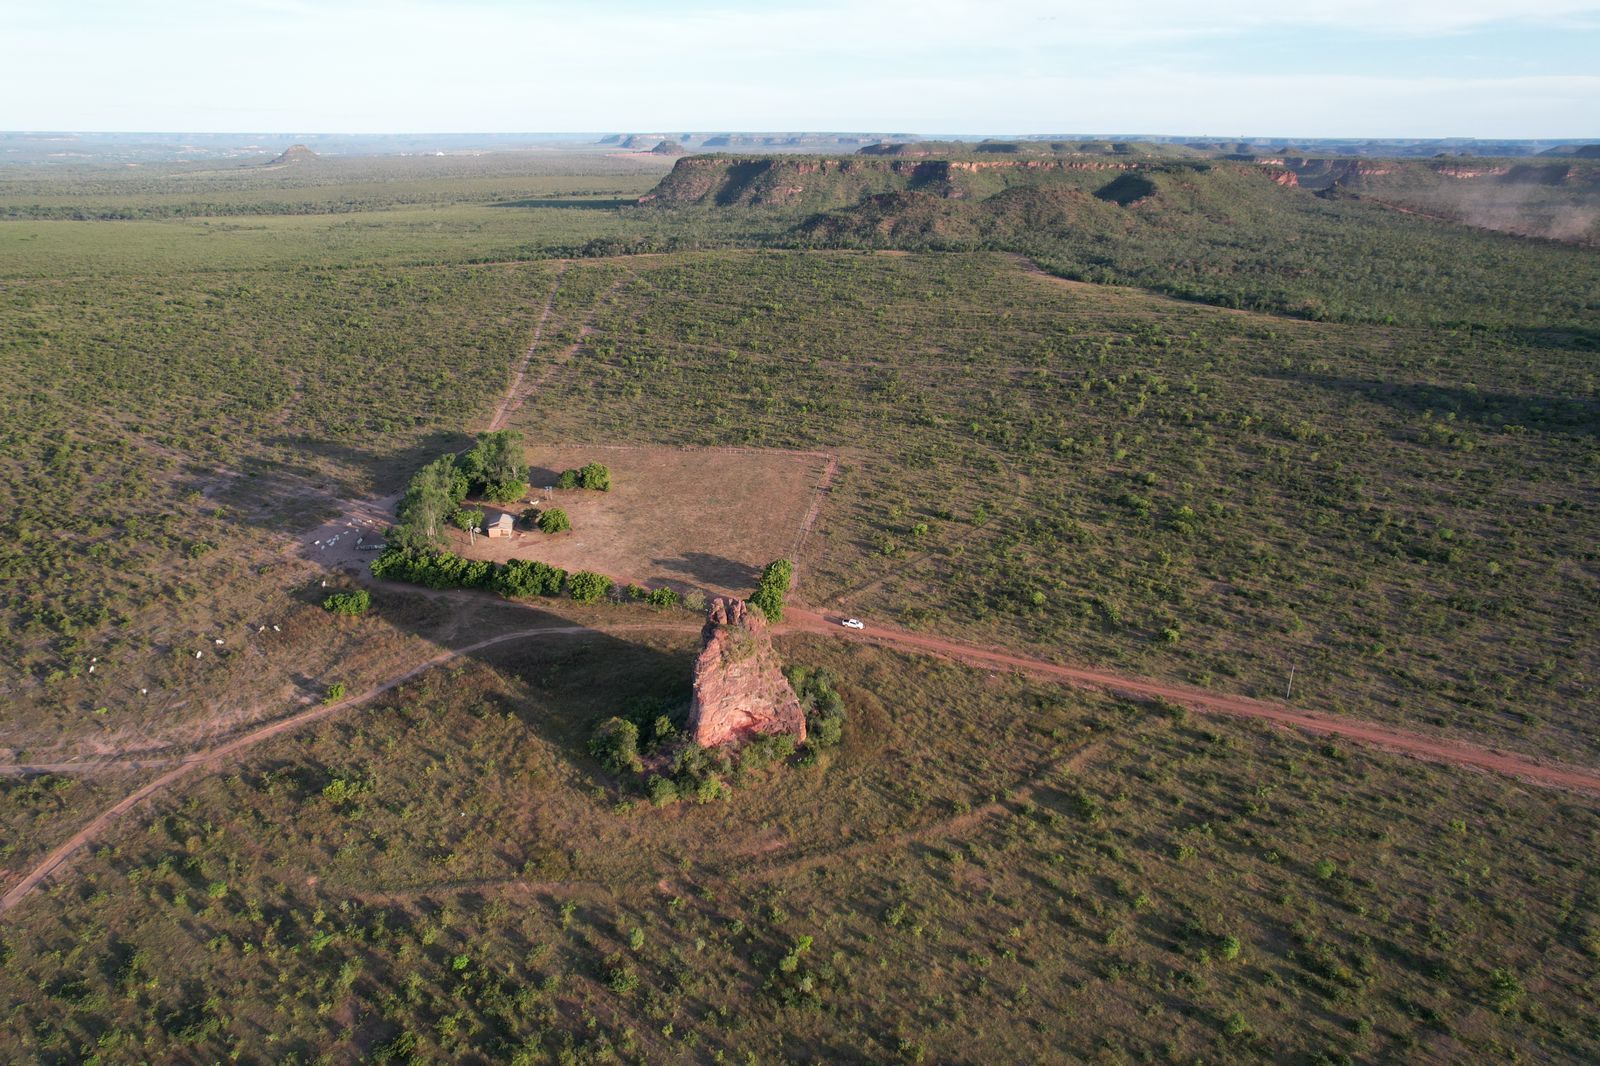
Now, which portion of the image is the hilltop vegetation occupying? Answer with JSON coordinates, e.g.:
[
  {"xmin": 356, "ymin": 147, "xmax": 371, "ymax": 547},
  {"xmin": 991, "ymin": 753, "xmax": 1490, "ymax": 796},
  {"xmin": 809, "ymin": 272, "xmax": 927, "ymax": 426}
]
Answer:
[{"xmin": 642, "ymin": 154, "xmax": 1600, "ymax": 326}]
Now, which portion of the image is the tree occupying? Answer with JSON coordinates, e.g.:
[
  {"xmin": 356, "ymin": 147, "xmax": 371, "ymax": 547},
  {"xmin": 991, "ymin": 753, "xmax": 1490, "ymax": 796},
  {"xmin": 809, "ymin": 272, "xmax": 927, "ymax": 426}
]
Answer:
[
  {"xmin": 451, "ymin": 507, "xmax": 484, "ymax": 535},
  {"xmin": 538, "ymin": 508, "xmax": 571, "ymax": 534},
  {"xmin": 748, "ymin": 558, "xmax": 794, "ymax": 622},
  {"xmin": 395, "ymin": 454, "xmax": 469, "ymax": 545},
  {"xmin": 568, "ymin": 570, "xmax": 612, "ymax": 603},
  {"xmin": 460, "ymin": 430, "xmax": 526, "ymax": 503}
]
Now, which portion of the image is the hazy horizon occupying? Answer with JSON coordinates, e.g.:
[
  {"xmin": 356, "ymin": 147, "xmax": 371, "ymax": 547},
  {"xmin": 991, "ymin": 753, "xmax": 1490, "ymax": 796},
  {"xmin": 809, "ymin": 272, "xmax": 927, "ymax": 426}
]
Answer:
[{"xmin": 7, "ymin": 0, "xmax": 1599, "ymax": 138}]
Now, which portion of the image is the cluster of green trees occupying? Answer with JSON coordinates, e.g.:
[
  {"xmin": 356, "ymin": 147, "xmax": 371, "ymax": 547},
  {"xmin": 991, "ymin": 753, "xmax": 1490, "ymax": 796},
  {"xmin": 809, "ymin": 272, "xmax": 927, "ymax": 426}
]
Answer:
[
  {"xmin": 748, "ymin": 558, "xmax": 794, "ymax": 622},
  {"xmin": 389, "ymin": 431, "xmax": 529, "ymax": 552},
  {"xmin": 370, "ymin": 544, "xmax": 566, "ymax": 597},
  {"xmin": 555, "ymin": 462, "xmax": 611, "ymax": 491}
]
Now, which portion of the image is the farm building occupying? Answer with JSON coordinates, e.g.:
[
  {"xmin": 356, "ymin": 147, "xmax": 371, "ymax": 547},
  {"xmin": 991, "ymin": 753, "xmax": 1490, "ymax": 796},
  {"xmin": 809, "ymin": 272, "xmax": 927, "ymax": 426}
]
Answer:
[{"xmin": 487, "ymin": 512, "xmax": 516, "ymax": 539}]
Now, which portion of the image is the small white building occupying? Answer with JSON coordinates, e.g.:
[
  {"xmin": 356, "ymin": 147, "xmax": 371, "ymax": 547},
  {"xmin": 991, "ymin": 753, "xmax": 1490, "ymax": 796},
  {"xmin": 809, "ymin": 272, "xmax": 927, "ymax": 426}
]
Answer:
[{"xmin": 487, "ymin": 512, "xmax": 516, "ymax": 539}]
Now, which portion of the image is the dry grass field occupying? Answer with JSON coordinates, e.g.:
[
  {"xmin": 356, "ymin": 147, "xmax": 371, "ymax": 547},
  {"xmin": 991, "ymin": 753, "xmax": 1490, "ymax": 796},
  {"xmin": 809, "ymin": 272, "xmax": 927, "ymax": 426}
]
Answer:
[{"xmin": 449, "ymin": 445, "xmax": 834, "ymax": 595}]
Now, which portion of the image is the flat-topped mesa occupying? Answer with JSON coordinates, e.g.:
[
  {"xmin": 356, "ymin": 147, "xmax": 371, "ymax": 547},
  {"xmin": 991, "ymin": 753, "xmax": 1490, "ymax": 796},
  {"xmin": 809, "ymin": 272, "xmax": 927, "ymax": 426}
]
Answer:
[{"xmin": 687, "ymin": 598, "xmax": 807, "ymax": 749}]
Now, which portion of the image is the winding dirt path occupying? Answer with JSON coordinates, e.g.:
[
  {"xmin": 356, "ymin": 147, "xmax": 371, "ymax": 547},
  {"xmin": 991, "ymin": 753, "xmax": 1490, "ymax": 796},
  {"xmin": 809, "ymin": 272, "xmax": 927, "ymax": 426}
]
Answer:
[
  {"xmin": 0, "ymin": 623, "xmax": 693, "ymax": 917},
  {"xmin": 779, "ymin": 608, "xmax": 1600, "ymax": 797}
]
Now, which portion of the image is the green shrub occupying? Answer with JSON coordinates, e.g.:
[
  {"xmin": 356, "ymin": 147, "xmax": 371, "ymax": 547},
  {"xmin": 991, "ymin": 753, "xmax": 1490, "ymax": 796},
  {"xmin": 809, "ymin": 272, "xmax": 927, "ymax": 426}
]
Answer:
[
  {"xmin": 568, "ymin": 570, "xmax": 612, "ymax": 603},
  {"xmin": 787, "ymin": 665, "xmax": 846, "ymax": 749},
  {"xmin": 493, "ymin": 558, "xmax": 567, "ymax": 598},
  {"xmin": 321, "ymin": 589, "xmax": 371, "ymax": 616},
  {"xmin": 645, "ymin": 586, "xmax": 680, "ymax": 608},
  {"xmin": 538, "ymin": 508, "xmax": 571, "ymax": 534},
  {"xmin": 324, "ymin": 682, "xmax": 347, "ymax": 703},
  {"xmin": 589, "ymin": 717, "xmax": 643, "ymax": 775},
  {"xmin": 646, "ymin": 775, "xmax": 680, "ymax": 806},
  {"xmin": 556, "ymin": 462, "xmax": 611, "ymax": 491}
]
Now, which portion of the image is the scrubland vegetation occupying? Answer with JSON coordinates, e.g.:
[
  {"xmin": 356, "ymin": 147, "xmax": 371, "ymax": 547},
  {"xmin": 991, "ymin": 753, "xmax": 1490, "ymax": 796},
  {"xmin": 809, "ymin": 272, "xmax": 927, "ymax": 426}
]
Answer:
[
  {"xmin": 2, "ymin": 638, "xmax": 1596, "ymax": 1062},
  {"xmin": 527, "ymin": 249, "xmax": 1598, "ymax": 761},
  {"xmin": 1, "ymin": 148, "xmax": 1596, "ymax": 1062}
]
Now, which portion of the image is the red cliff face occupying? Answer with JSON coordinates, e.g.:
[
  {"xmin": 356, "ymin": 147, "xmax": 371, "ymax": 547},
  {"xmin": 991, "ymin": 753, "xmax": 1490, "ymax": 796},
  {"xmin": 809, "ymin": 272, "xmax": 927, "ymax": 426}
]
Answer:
[
  {"xmin": 1260, "ymin": 166, "xmax": 1299, "ymax": 187},
  {"xmin": 686, "ymin": 598, "xmax": 807, "ymax": 749}
]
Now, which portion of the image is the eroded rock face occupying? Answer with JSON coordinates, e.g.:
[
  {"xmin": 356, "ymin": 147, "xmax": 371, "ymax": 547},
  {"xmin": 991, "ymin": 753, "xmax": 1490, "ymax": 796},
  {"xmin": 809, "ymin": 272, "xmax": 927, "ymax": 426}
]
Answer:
[{"xmin": 687, "ymin": 598, "xmax": 806, "ymax": 748}]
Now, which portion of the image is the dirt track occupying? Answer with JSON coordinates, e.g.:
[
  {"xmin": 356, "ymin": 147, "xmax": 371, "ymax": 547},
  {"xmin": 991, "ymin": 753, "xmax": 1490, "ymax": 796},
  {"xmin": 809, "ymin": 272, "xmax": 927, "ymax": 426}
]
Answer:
[
  {"xmin": 486, "ymin": 265, "xmax": 567, "ymax": 432},
  {"xmin": 0, "ymin": 623, "xmax": 694, "ymax": 917},
  {"xmin": 780, "ymin": 608, "xmax": 1600, "ymax": 797}
]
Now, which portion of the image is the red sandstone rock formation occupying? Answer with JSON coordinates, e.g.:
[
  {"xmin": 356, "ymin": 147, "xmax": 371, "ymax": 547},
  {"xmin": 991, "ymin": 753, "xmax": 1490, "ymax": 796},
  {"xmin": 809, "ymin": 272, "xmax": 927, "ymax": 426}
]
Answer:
[{"xmin": 686, "ymin": 598, "xmax": 807, "ymax": 748}]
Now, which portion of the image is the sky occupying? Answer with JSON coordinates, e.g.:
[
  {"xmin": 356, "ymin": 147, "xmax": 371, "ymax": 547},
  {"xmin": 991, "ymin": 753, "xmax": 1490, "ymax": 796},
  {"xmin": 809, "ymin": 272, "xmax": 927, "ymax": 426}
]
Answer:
[{"xmin": 5, "ymin": 0, "xmax": 1599, "ymax": 137}]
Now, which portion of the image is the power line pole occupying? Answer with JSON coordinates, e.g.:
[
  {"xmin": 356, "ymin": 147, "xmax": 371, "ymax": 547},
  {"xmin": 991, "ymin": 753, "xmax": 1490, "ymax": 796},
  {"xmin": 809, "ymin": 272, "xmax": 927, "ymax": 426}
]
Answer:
[{"xmin": 1285, "ymin": 666, "xmax": 1295, "ymax": 702}]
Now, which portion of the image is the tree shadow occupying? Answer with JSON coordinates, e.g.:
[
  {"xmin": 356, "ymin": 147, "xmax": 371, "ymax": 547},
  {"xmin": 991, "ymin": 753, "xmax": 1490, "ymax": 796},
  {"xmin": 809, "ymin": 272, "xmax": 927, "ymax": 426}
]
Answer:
[
  {"xmin": 650, "ymin": 552, "xmax": 759, "ymax": 589},
  {"xmin": 489, "ymin": 198, "xmax": 636, "ymax": 210},
  {"xmin": 1278, "ymin": 372, "xmax": 1600, "ymax": 436},
  {"xmin": 260, "ymin": 429, "xmax": 475, "ymax": 492}
]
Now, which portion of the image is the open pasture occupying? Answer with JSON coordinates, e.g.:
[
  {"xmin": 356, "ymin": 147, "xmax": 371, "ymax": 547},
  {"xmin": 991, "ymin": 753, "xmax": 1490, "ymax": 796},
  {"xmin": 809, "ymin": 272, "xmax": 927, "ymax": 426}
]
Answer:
[{"xmin": 450, "ymin": 445, "xmax": 834, "ymax": 595}]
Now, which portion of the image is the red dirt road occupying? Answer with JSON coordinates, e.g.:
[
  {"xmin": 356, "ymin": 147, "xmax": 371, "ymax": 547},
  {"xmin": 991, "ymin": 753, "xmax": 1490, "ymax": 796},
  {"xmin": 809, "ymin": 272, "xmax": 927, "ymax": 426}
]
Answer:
[
  {"xmin": 7, "ymin": 602, "xmax": 1598, "ymax": 921},
  {"xmin": 780, "ymin": 608, "xmax": 1600, "ymax": 798}
]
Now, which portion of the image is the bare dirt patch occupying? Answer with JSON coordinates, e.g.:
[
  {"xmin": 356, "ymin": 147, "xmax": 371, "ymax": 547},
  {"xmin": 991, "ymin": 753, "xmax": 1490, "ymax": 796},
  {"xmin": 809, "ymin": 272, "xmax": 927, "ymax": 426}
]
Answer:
[{"xmin": 450, "ymin": 445, "xmax": 834, "ymax": 596}]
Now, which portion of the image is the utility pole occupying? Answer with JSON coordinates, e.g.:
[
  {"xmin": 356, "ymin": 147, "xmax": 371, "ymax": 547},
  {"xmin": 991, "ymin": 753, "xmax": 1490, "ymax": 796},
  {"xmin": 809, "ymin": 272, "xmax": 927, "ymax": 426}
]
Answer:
[{"xmin": 1285, "ymin": 666, "xmax": 1295, "ymax": 702}]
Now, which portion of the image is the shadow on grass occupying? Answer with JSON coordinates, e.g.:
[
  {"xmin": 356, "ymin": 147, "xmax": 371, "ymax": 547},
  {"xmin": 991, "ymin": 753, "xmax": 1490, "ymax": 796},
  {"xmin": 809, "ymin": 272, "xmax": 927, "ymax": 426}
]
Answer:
[
  {"xmin": 490, "ymin": 198, "xmax": 635, "ymax": 210},
  {"xmin": 1279, "ymin": 372, "xmax": 1600, "ymax": 436}
]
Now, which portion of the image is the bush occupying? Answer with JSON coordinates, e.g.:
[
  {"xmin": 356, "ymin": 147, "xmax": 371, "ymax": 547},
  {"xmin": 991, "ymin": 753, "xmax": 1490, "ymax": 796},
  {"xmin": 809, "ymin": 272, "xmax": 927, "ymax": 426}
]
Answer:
[
  {"xmin": 645, "ymin": 586, "xmax": 680, "ymax": 608},
  {"xmin": 324, "ymin": 682, "xmax": 347, "ymax": 704},
  {"xmin": 493, "ymin": 558, "xmax": 566, "ymax": 597},
  {"xmin": 556, "ymin": 462, "xmax": 611, "ymax": 491},
  {"xmin": 569, "ymin": 570, "xmax": 612, "ymax": 603},
  {"xmin": 646, "ymin": 775, "xmax": 680, "ymax": 806},
  {"xmin": 538, "ymin": 508, "xmax": 571, "ymax": 534},
  {"xmin": 321, "ymin": 589, "xmax": 371, "ymax": 616},
  {"xmin": 787, "ymin": 665, "xmax": 846, "ymax": 749},
  {"xmin": 589, "ymin": 717, "xmax": 643, "ymax": 775}
]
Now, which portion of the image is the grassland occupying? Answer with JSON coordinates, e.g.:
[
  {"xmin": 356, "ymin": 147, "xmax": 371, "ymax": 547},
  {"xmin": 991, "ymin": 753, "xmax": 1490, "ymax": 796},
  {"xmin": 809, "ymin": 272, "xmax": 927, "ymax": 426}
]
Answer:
[
  {"xmin": 520, "ymin": 249, "xmax": 1598, "ymax": 763},
  {"xmin": 0, "ymin": 150, "xmax": 1596, "ymax": 1063}
]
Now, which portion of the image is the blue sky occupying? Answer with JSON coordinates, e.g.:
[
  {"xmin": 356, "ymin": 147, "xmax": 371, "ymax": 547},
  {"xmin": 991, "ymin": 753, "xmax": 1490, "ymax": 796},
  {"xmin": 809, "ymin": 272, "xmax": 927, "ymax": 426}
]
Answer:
[{"xmin": 5, "ymin": 0, "xmax": 1598, "ymax": 136}]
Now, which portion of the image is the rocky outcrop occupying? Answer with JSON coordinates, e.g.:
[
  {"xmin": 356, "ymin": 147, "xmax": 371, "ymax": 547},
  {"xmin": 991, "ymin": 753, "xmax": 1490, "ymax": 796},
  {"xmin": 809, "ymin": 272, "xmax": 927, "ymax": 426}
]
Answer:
[{"xmin": 686, "ymin": 598, "xmax": 806, "ymax": 749}]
